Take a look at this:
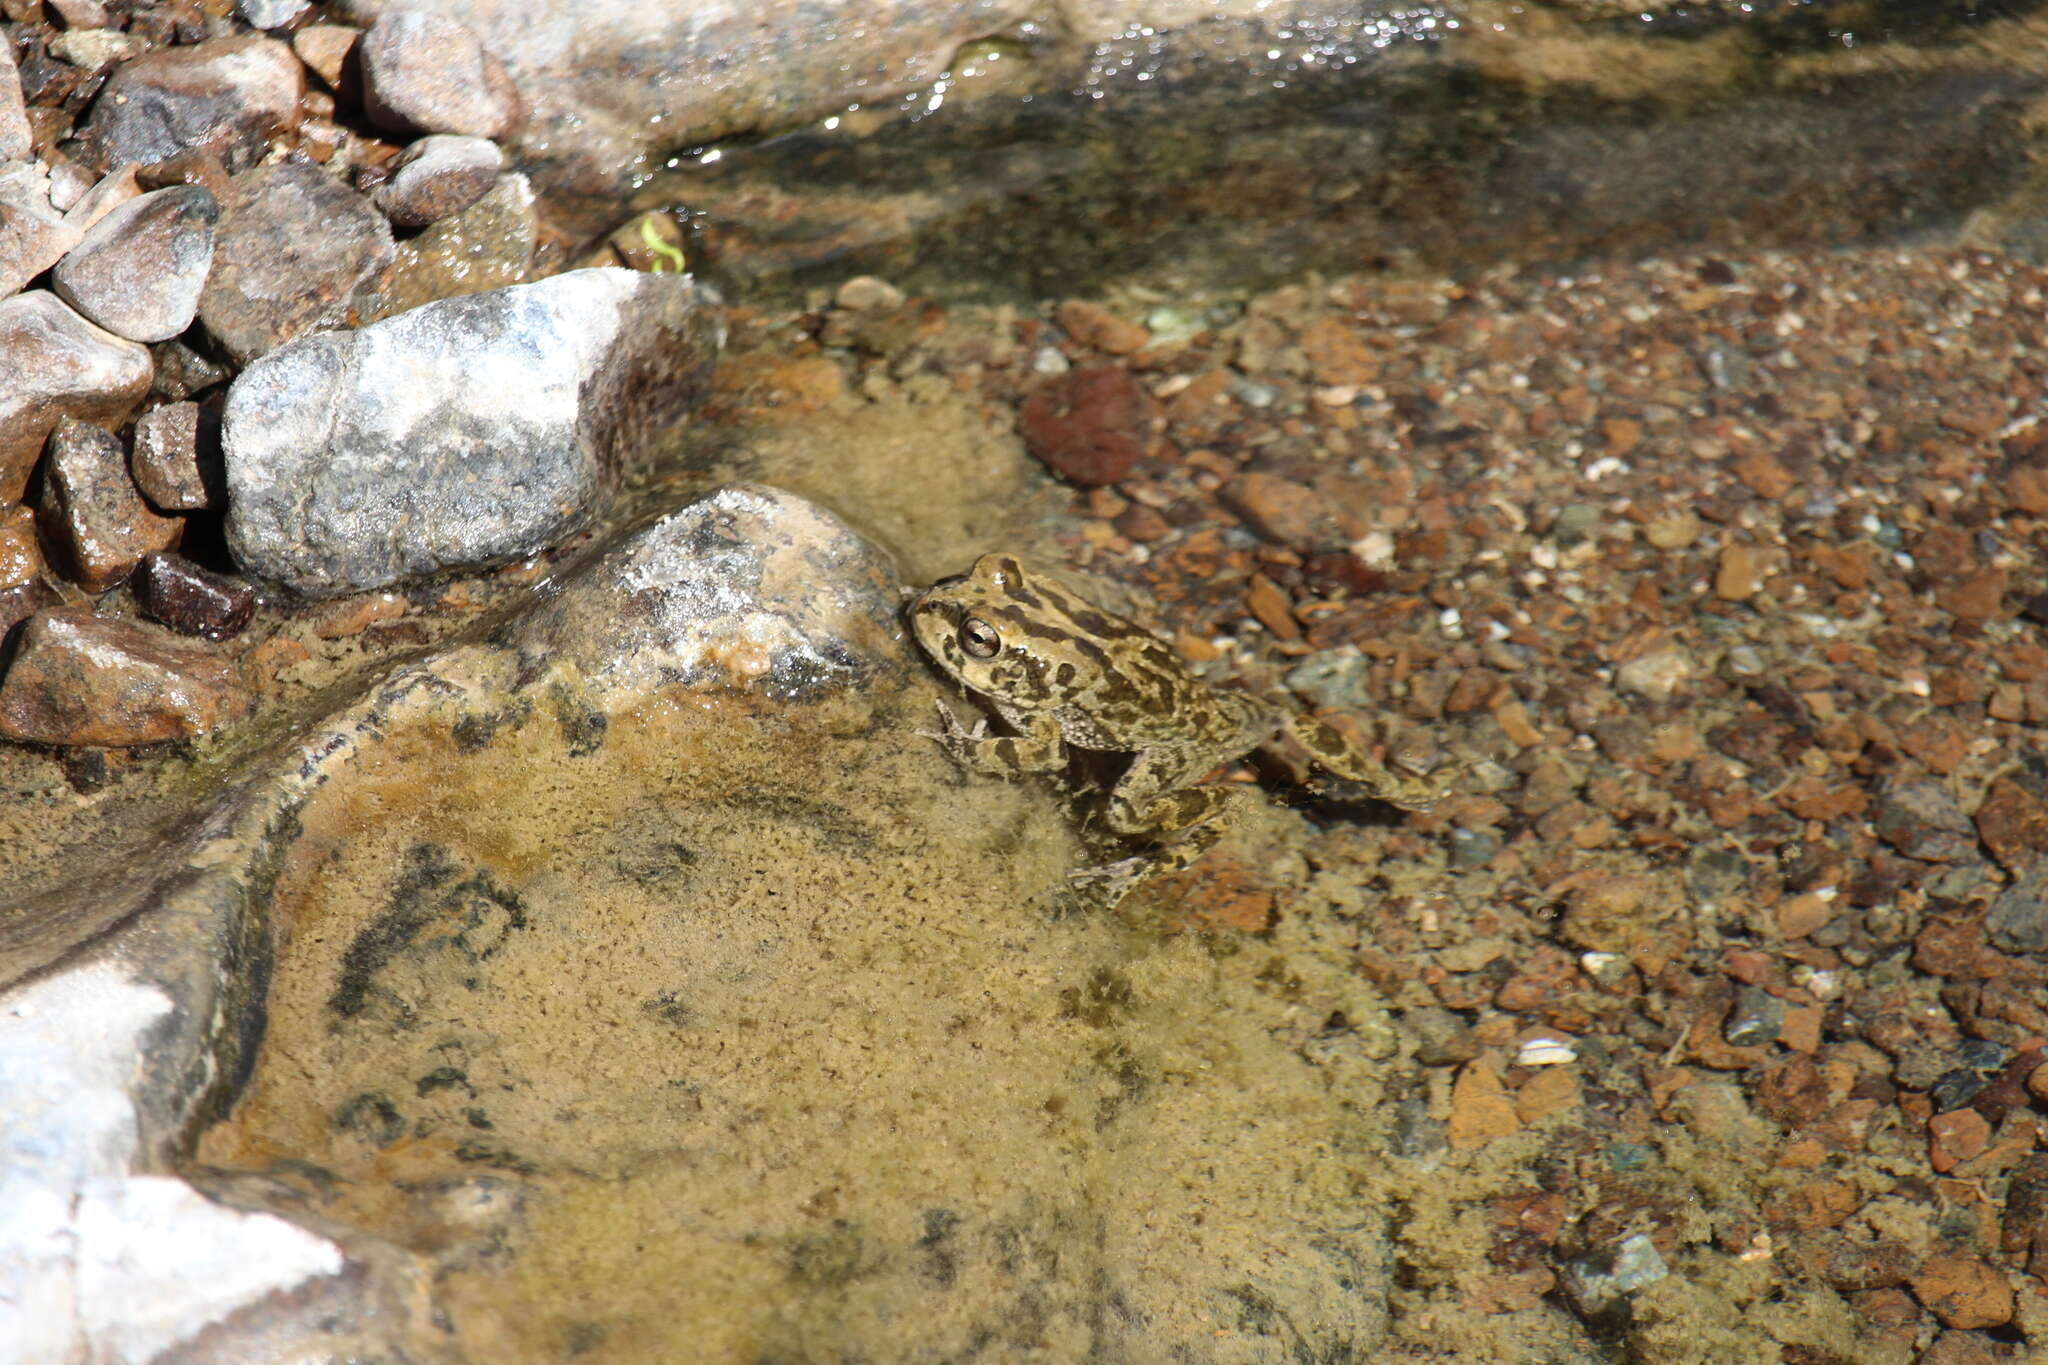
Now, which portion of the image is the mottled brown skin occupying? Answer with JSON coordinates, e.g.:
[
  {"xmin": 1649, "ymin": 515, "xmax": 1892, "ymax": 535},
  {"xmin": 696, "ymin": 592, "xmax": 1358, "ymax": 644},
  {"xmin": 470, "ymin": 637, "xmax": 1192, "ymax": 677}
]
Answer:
[{"xmin": 910, "ymin": 553, "xmax": 1441, "ymax": 904}]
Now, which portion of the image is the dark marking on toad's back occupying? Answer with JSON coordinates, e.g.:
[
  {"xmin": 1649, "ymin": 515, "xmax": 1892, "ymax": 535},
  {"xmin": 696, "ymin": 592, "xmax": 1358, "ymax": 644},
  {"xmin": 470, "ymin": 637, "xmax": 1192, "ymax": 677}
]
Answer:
[{"xmin": 908, "ymin": 553, "xmax": 1443, "ymax": 905}]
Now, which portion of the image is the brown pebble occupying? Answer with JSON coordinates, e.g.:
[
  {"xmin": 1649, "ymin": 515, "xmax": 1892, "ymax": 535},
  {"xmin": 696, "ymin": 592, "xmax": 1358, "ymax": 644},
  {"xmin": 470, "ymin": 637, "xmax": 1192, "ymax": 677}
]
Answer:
[
  {"xmin": 136, "ymin": 552, "xmax": 255, "ymax": 640},
  {"xmin": 1938, "ymin": 568, "xmax": 2006, "ymax": 623},
  {"xmin": 130, "ymin": 401, "xmax": 219, "ymax": 510},
  {"xmin": 1732, "ymin": 448, "xmax": 1795, "ymax": 499},
  {"xmin": 1446, "ymin": 1059, "xmax": 1522, "ymax": 1150},
  {"xmin": 1910, "ymin": 1257, "xmax": 2013, "ymax": 1330},
  {"xmin": 1775, "ymin": 891, "xmax": 1836, "ymax": 940},
  {"xmin": 1976, "ymin": 778, "xmax": 2048, "ymax": 873},
  {"xmin": 1017, "ymin": 365, "xmax": 1153, "ymax": 486},
  {"xmin": 1220, "ymin": 470, "xmax": 1340, "ymax": 549},
  {"xmin": 1112, "ymin": 503, "xmax": 1171, "ymax": 542},
  {"xmin": 1295, "ymin": 316, "xmax": 1378, "ymax": 387},
  {"xmin": 1601, "ymin": 416, "xmax": 1642, "ymax": 456},
  {"xmin": 1715, "ymin": 543, "xmax": 1764, "ymax": 600},
  {"xmin": 1053, "ymin": 299, "xmax": 1150, "ymax": 356},
  {"xmin": 1244, "ymin": 573, "xmax": 1299, "ymax": 641},
  {"xmin": 1926, "ymin": 1109, "xmax": 1991, "ymax": 1173},
  {"xmin": 40, "ymin": 416, "xmax": 181, "ymax": 591},
  {"xmin": 0, "ymin": 607, "xmax": 248, "ymax": 746}
]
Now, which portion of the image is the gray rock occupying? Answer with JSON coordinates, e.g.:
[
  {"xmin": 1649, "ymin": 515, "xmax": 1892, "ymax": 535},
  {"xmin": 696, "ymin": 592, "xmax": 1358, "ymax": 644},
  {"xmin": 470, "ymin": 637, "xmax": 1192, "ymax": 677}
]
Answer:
[
  {"xmin": 52, "ymin": 185, "xmax": 220, "ymax": 343},
  {"xmin": 61, "ymin": 164, "xmax": 141, "ymax": 232},
  {"xmin": 0, "ymin": 33, "xmax": 30, "ymax": 162},
  {"xmin": 359, "ymin": 10, "xmax": 523, "ymax": 140},
  {"xmin": 237, "ymin": 0, "xmax": 311, "ymax": 28},
  {"xmin": 1876, "ymin": 780, "xmax": 1979, "ymax": 863},
  {"xmin": 0, "ymin": 291, "xmax": 153, "ymax": 504},
  {"xmin": 131, "ymin": 399, "xmax": 219, "ymax": 509},
  {"xmin": 81, "ymin": 36, "xmax": 304, "ymax": 174},
  {"xmin": 372, "ymin": 133, "xmax": 501, "ymax": 226},
  {"xmin": 224, "ymin": 268, "xmax": 720, "ymax": 596},
  {"xmin": 197, "ymin": 162, "xmax": 394, "ymax": 364},
  {"xmin": 375, "ymin": 170, "xmax": 533, "ymax": 317},
  {"xmin": 1989, "ymin": 861, "xmax": 2048, "ymax": 955},
  {"xmin": 41, "ymin": 415, "xmax": 182, "ymax": 591},
  {"xmin": 0, "ymin": 162, "xmax": 84, "ymax": 296}
]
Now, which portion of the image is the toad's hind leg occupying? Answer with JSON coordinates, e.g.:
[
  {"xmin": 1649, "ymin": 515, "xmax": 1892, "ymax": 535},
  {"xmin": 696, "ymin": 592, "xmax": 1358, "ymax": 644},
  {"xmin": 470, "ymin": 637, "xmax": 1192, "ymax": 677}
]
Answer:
[
  {"xmin": 1071, "ymin": 746, "xmax": 1262, "ymax": 906},
  {"xmin": 1285, "ymin": 713, "xmax": 1443, "ymax": 810}
]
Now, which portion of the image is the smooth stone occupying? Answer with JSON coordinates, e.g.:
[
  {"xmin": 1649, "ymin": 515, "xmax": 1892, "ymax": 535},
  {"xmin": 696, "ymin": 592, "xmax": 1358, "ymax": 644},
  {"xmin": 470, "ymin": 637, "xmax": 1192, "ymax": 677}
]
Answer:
[
  {"xmin": 61, "ymin": 163, "xmax": 141, "ymax": 232},
  {"xmin": 136, "ymin": 551, "xmax": 255, "ymax": 640},
  {"xmin": 0, "ymin": 291, "xmax": 152, "ymax": 505},
  {"xmin": 81, "ymin": 36, "xmax": 305, "ymax": 174},
  {"xmin": 374, "ymin": 170, "xmax": 534, "ymax": 317},
  {"xmin": 237, "ymin": 0, "xmax": 311, "ymax": 29},
  {"xmin": 0, "ymin": 34, "xmax": 31, "ymax": 161},
  {"xmin": 130, "ymin": 400, "xmax": 220, "ymax": 510},
  {"xmin": 40, "ymin": 415, "xmax": 181, "ymax": 591},
  {"xmin": 223, "ymin": 268, "xmax": 719, "ymax": 597},
  {"xmin": 197, "ymin": 162, "xmax": 394, "ymax": 365},
  {"xmin": 0, "ymin": 162, "xmax": 84, "ymax": 296},
  {"xmin": 358, "ymin": 10, "xmax": 522, "ymax": 140},
  {"xmin": 0, "ymin": 607, "xmax": 246, "ymax": 745},
  {"xmin": 371, "ymin": 133, "xmax": 501, "ymax": 226},
  {"xmin": 52, "ymin": 185, "xmax": 220, "ymax": 343}
]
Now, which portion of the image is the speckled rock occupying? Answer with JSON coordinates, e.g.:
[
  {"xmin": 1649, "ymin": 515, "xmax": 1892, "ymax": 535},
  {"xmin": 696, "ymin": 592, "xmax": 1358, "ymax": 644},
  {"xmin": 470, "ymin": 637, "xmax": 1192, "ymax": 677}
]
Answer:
[
  {"xmin": 358, "ymin": 10, "xmax": 522, "ymax": 140},
  {"xmin": 0, "ymin": 34, "xmax": 30, "ymax": 162},
  {"xmin": 81, "ymin": 36, "xmax": 305, "ymax": 173},
  {"xmin": 131, "ymin": 400, "xmax": 219, "ymax": 510},
  {"xmin": 0, "ymin": 291, "xmax": 152, "ymax": 504},
  {"xmin": 223, "ymin": 268, "xmax": 720, "ymax": 596},
  {"xmin": 372, "ymin": 134, "xmax": 501, "ymax": 226},
  {"xmin": 136, "ymin": 551, "xmax": 255, "ymax": 640},
  {"xmin": 0, "ymin": 162, "xmax": 84, "ymax": 296},
  {"xmin": 375, "ymin": 171, "xmax": 534, "ymax": 317},
  {"xmin": 0, "ymin": 607, "xmax": 245, "ymax": 745},
  {"xmin": 40, "ymin": 415, "xmax": 181, "ymax": 591},
  {"xmin": 51, "ymin": 185, "xmax": 220, "ymax": 343},
  {"xmin": 197, "ymin": 162, "xmax": 394, "ymax": 364},
  {"xmin": 0, "ymin": 504, "xmax": 41, "ymax": 589}
]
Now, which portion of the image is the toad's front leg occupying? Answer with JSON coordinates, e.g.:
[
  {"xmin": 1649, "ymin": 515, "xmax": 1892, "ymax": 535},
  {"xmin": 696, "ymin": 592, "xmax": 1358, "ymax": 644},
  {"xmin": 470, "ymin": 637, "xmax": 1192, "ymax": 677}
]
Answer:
[{"xmin": 923, "ymin": 700, "xmax": 1066, "ymax": 777}]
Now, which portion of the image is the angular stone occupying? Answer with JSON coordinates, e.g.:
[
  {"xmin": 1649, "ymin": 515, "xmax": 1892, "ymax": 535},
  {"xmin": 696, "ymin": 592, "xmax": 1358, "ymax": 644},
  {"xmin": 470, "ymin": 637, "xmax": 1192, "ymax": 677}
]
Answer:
[
  {"xmin": 81, "ymin": 36, "xmax": 305, "ymax": 174},
  {"xmin": 293, "ymin": 25, "xmax": 361, "ymax": 91},
  {"xmin": 0, "ymin": 607, "xmax": 247, "ymax": 745},
  {"xmin": 135, "ymin": 148, "xmax": 229, "ymax": 202},
  {"xmin": 0, "ymin": 580, "xmax": 57, "ymax": 638},
  {"xmin": 372, "ymin": 134, "xmax": 501, "ymax": 227},
  {"xmin": 359, "ymin": 11, "xmax": 522, "ymax": 140},
  {"xmin": 149, "ymin": 338, "xmax": 232, "ymax": 400},
  {"xmin": 49, "ymin": 28, "xmax": 147, "ymax": 71},
  {"xmin": 197, "ymin": 163, "xmax": 394, "ymax": 364},
  {"xmin": 0, "ymin": 32, "xmax": 30, "ymax": 162},
  {"xmin": 130, "ymin": 400, "xmax": 220, "ymax": 510},
  {"xmin": 376, "ymin": 171, "xmax": 533, "ymax": 317},
  {"xmin": 224, "ymin": 268, "xmax": 720, "ymax": 596},
  {"xmin": 0, "ymin": 291, "xmax": 153, "ymax": 504},
  {"xmin": 0, "ymin": 163, "xmax": 84, "ymax": 296},
  {"xmin": 52, "ymin": 185, "xmax": 220, "ymax": 343},
  {"xmin": 0, "ymin": 503, "xmax": 44, "ymax": 589},
  {"xmin": 137, "ymin": 551, "xmax": 255, "ymax": 640},
  {"xmin": 41, "ymin": 416, "xmax": 181, "ymax": 591},
  {"xmin": 1989, "ymin": 862, "xmax": 2048, "ymax": 955}
]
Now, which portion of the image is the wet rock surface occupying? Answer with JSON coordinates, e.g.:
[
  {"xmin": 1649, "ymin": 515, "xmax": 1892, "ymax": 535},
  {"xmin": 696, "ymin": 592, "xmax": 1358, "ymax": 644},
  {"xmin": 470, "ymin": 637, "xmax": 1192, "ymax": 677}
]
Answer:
[
  {"xmin": 50, "ymin": 184, "xmax": 219, "ymax": 342},
  {"xmin": 136, "ymin": 551, "xmax": 255, "ymax": 640},
  {"xmin": 224, "ymin": 267, "xmax": 719, "ymax": 597},
  {"xmin": 197, "ymin": 161, "xmax": 395, "ymax": 364},
  {"xmin": 0, "ymin": 290, "xmax": 152, "ymax": 504},
  {"xmin": 0, "ymin": 606, "xmax": 247, "ymax": 744},
  {"xmin": 375, "ymin": 170, "xmax": 535, "ymax": 316},
  {"xmin": 81, "ymin": 35, "xmax": 304, "ymax": 173}
]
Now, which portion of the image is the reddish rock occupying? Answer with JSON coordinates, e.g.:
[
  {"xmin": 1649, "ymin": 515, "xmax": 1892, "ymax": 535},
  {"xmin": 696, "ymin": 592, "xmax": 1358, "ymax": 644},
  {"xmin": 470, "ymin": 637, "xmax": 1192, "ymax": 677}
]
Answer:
[
  {"xmin": 40, "ymin": 417, "xmax": 180, "ymax": 591},
  {"xmin": 1017, "ymin": 365, "xmax": 1153, "ymax": 486},
  {"xmin": 1976, "ymin": 778, "xmax": 2048, "ymax": 873},
  {"xmin": 359, "ymin": 10, "xmax": 524, "ymax": 140},
  {"xmin": 1295, "ymin": 316, "xmax": 1378, "ymax": 387},
  {"xmin": 0, "ymin": 608, "xmax": 248, "ymax": 745},
  {"xmin": 1447, "ymin": 1059, "xmax": 1521, "ymax": 1150},
  {"xmin": 136, "ymin": 552, "xmax": 255, "ymax": 640},
  {"xmin": 1053, "ymin": 299, "xmax": 1150, "ymax": 356},
  {"xmin": 1220, "ymin": 469, "xmax": 1342, "ymax": 549}
]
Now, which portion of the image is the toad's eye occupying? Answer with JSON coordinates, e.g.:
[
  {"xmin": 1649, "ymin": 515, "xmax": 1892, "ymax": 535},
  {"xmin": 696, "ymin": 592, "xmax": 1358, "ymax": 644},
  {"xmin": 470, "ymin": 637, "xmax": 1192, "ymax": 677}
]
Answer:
[{"xmin": 959, "ymin": 617, "xmax": 1001, "ymax": 659}]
